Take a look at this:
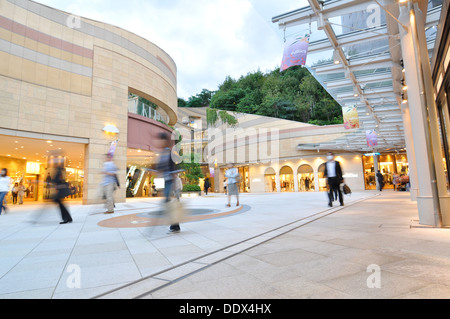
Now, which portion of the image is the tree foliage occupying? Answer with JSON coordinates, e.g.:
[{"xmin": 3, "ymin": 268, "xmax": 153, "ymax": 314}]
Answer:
[{"xmin": 182, "ymin": 66, "xmax": 343, "ymax": 126}]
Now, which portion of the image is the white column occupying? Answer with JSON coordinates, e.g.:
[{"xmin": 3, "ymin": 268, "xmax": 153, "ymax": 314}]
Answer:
[
  {"xmin": 398, "ymin": 3, "xmax": 449, "ymax": 226},
  {"xmin": 400, "ymin": 103, "xmax": 419, "ymax": 201},
  {"xmin": 374, "ymin": 155, "xmax": 379, "ymax": 190},
  {"xmin": 294, "ymin": 173, "xmax": 299, "ymax": 192},
  {"xmin": 314, "ymin": 171, "xmax": 320, "ymax": 192},
  {"xmin": 275, "ymin": 173, "xmax": 281, "ymax": 193}
]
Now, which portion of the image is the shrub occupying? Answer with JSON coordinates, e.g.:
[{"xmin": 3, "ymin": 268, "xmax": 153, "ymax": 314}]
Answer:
[{"xmin": 182, "ymin": 184, "xmax": 201, "ymax": 192}]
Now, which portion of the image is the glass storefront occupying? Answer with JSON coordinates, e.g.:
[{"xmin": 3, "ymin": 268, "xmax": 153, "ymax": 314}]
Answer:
[
  {"xmin": 280, "ymin": 166, "xmax": 294, "ymax": 192},
  {"xmin": 126, "ymin": 148, "xmax": 158, "ymax": 198},
  {"xmin": 317, "ymin": 163, "xmax": 328, "ymax": 191},
  {"xmin": 238, "ymin": 166, "xmax": 250, "ymax": 193},
  {"xmin": 298, "ymin": 164, "xmax": 314, "ymax": 192},
  {"xmin": 0, "ymin": 135, "xmax": 85, "ymax": 203},
  {"xmin": 362, "ymin": 154, "xmax": 409, "ymax": 191},
  {"xmin": 264, "ymin": 168, "xmax": 276, "ymax": 192}
]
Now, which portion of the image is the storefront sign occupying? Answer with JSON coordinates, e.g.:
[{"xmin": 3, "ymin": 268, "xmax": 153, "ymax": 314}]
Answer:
[{"xmin": 364, "ymin": 152, "xmax": 381, "ymax": 157}]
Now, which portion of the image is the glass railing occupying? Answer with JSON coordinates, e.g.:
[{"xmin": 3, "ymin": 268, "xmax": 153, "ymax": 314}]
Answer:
[{"xmin": 128, "ymin": 97, "xmax": 169, "ymax": 124}]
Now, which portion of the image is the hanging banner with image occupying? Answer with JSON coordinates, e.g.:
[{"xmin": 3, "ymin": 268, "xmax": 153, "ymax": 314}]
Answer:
[
  {"xmin": 280, "ymin": 36, "xmax": 310, "ymax": 72},
  {"xmin": 366, "ymin": 130, "xmax": 378, "ymax": 147},
  {"xmin": 342, "ymin": 105, "xmax": 360, "ymax": 130}
]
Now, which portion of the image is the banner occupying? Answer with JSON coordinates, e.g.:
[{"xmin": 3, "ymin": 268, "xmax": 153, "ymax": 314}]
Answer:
[
  {"xmin": 366, "ymin": 130, "xmax": 378, "ymax": 147},
  {"xmin": 342, "ymin": 105, "xmax": 360, "ymax": 129},
  {"xmin": 108, "ymin": 140, "xmax": 118, "ymax": 157},
  {"xmin": 280, "ymin": 36, "xmax": 310, "ymax": 71}
]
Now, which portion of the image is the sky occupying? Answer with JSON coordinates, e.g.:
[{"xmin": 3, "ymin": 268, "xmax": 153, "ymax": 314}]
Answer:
[{"xmin": 35, "ymin": 0, "xmax": 310, "ymax": 99}]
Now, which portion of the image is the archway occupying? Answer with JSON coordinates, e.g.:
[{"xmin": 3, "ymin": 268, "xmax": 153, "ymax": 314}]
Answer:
[
  {"xmin": 318, "ymin": 163, "xmax": 327, "ymax": 191},
  {"xmin": 264, "ymin": 167, "xmax": 276, "ymax": 192},
  {"xmin": 280, "ymin": 166, "xmax": 294, "ymax": 192},
  {"xmin": 298, "ymin": 164, "xmax": 314, "ymax": 192}
]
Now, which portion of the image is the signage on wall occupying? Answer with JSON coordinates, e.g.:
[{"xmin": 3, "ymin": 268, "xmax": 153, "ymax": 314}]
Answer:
[{"xmin": 364, "ymin": 152, "xmax": 381, "ymax": 157}]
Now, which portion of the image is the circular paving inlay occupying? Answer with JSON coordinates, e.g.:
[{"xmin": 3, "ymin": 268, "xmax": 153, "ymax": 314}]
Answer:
[{"xmin": 97, "ymin": 205, "xmax": 246, "ymax": 229}]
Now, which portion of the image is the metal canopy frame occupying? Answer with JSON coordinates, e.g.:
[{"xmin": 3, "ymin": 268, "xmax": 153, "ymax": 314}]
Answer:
[{"xmin": 273, "ymin": 0, "xmax": 442, "ymax": 153}]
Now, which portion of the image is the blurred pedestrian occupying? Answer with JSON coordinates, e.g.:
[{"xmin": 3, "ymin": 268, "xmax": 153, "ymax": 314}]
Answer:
[
  {"xmin": 324, "ymin": 152, "xmax": 344, "ymax": 207},
  {"xmin": 11, "ymin": 183, "xmax": 18, "ymax": 205},
  {"xmin": 18, "ymin": 182, "xmax": 25, "ymax": 204},
  {"xmin": 155, "ymin": 132, "xmax": 181, "ymax": 233},
  {"xmin": 204, "ymin": 177, "xmax": 210, "ymax": 195},
  {"xmin": 102, "ymin": 153, "xmax": 118, "ymax": 214},
  {"xmin": 376, "ymin": 170, "xmax": 384, "ymax": 192},
  {"xmin": 50, "ymin": 155, "xmax": 73, "ymax": 224},
  {"xmin": 0, "ymin": 168, "xmax": 11, "ymax": 215},
  {"xmin": 225, "ymin": 163, "xmax": 240, "ymax": 207}
]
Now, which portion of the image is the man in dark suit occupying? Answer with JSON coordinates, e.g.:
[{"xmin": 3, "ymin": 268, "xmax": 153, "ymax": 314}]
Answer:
[{"xmin": 324, "ymin": 152, "xmax": 344, "ymax": 207}]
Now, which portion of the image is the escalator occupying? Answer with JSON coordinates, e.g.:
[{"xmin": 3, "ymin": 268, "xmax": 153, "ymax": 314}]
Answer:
[{"xmin": 126, "ymin": 166, "xmax": 150, "ymax": 198}]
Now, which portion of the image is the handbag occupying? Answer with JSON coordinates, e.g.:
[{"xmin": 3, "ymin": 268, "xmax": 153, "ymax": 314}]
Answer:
[
  {"xmin": 343, "ymin": 184, "xmax": 352, "ymax": 195},
  {"xmin": 165, "ymin": 200, "xmax": 186, "ymax": 225}
]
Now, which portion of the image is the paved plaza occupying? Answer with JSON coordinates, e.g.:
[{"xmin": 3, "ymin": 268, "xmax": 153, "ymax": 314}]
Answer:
[{"xmin": 0, "ymin": 190, "xmax": 449, "ymax": 299}]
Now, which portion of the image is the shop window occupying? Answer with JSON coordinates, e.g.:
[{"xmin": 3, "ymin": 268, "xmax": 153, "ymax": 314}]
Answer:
[
  {"xmin": 317, "ymin": 163, "xmax": 327, "ymax": 191},
  {"xmin": 280, "ymin": 166, "xmax": 294, "ymax": 192},
  {"xmin": 264, "ymin": 167, "xmax": 276, "ymax": 192},
  {"xmin": 298, "ymin": 164, "xmax": 314, "ymax": 192}
]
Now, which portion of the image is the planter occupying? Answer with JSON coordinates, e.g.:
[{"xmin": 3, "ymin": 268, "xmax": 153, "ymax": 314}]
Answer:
[{"xmin": 181, "ymin": 191, "xmax": 201, "ymax": 198}]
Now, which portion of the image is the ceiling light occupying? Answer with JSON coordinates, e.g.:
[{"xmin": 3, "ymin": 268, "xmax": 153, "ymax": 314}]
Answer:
[{"xmin": 333, "ymin": 49, "xmax": 341, "ymax": 65}]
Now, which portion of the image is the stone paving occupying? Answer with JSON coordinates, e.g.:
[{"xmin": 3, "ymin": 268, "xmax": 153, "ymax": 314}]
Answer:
[{"xmin": 0, "ymin": 191, "xmax": 449, "ymax": 299}]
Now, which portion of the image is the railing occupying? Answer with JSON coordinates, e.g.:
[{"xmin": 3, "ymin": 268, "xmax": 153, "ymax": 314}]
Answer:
[{"xmin": 128, "ymin": 97, "xmax": 169, "ymax": 124}]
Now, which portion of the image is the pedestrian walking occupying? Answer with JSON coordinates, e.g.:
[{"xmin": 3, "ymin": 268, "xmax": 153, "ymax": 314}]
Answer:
[
  {"xmin": 376, "ymin": 170, "xmax": 384, "ymax": 192},
  {"xmin": 101, "ymin": 153, "xmax": 118, "ymax": 214},
  {"xmin": 11, "ymin": 183, "xmax": 18, "ymax": 204},
  {"xmin": 50, "ymin": 156, "xmax": 73, "ymax": 224},
  {"xmin": 225, "ymin": 163, "xmax": 240, "ymax": 207},
  {"xmin": 393, "ymin": 173, "xmax": 400, "ymax": 191},
  {"xmin": 223, "ymin": 179, "xmax": 227, "ymax": 195},
  {"xmin": 0, "ymin": 168, "xmax": 11, "ymax": 215},
  {"xmin": 18, "ymin": 182, "xmax": 25, "ymax": 204},
  {"xmin": 324, "ymin": 152, "xmax": 344, "ymax": 207},
  {"xmin": 155, "ymin": 132, "xmax": 181, "ymax": 233},
  {"xmin": 204, "ymin": 177, "xmax": 210, "ymax": 195}
]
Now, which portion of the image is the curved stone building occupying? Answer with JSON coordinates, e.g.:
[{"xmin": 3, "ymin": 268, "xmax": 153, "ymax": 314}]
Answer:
[{"xmin": 0, "ymin": 0, "xmax": 177, "ymax": 204}]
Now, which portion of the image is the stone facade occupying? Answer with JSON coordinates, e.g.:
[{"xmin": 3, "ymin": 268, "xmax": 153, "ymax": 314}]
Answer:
[{"xmin": 0, "ymin": 0, "xmax": 178, "ymax": 204}]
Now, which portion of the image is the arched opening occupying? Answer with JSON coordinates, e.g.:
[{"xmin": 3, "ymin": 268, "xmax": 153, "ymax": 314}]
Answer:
[
  {"xmin": 298, "ymin": 164, "xmax": 314, "ymax": 192},
  {"xmin": 264, "ymin": 167, "xmax": 276, "ymax": 192},
  {"xmin": 280, "ymin": 166, "xmax": 294, "ymax": 192},
  {"xmin": 318, "ymin": 163, "xmax": 328, "ymax": 192}
]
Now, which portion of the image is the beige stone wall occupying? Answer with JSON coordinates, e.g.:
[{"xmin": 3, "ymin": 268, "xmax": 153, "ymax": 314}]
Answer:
[{"xmin": 0, "ymin": 0, "xmax": 178, "ymax": 204}]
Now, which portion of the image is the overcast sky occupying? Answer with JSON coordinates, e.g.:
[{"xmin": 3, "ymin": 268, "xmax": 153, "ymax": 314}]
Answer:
[{"xmin": 35, "ymin": 0, "xmax": 310, "ymax": 99}]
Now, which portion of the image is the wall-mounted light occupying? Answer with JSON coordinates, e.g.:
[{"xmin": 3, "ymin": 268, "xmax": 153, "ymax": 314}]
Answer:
[{"xmin": 103, "ymin": 125, "xmax": 120, "ymax": 134}]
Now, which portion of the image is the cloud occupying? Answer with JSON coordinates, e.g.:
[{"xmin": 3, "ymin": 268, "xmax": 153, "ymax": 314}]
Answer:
[{"xmin": 35, "ymin": 0, "xmax": 304, "ymax": 99}]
